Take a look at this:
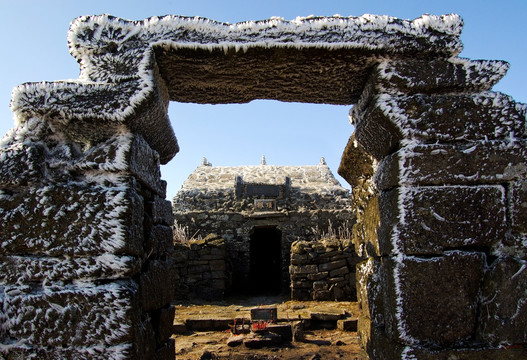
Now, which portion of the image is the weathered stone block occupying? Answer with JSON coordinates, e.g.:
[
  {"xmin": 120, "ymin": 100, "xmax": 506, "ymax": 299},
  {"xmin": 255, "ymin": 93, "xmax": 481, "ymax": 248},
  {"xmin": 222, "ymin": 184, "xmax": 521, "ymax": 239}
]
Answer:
[
  {"xmin": 155, "ymin": 338, "xmax": 175, "ymax": 360},
  {"xmin": 319, "ymin": 259, "xmax": 347, "ymax": 272},
  {"xmin": 292, "ymin": 280, "xmax": 311, "ymax": 289},
  {"xmin": 12, "ymin": 76, "xmax": 179, "ymax": 164},
  {"xmin": 312, "ymin": 289, "xmax": 331, "ymax": 301},
  {"xmin": 376, "ymin": 141, "xmax": 527, "ymax": 189},
  {"xmin": 307, "ymin": 271, "xmax": 328, "ymax": 281},
  {"xmin": 72, "ymin": 134, "xmax": 165, "ymax": 196},
  {"xmin": 352, "ymin": 194, "xmax": 381, "ymax": 257},
  {"xmin": 313, "ymin": 281, "xmax": 328, "ymax": 291},
  {"xmin": 329, "ymin": 266, "xmax": 349, "ymax": 278},
  {"xmin": 0, "ymin": 142, "xmax": 45, "ymax": 189},
  {"xmin": 0, "ymin": 255, "xmax": 142, "ymax": 284},
  {"xmin": 509, "ymin": 180, "xmax": 527, "ymax": 232},
  {"xmin": 0, "ymin": 345, "xmax": 136, "ymax": 360},
  {"xmin": 477, "ymin": 257, "xmax": 527, "ymax": 345},
  {"xmin": 384, "ymin": 251, "xmax": 485, "ymax": 346},
  {"xmin": 356, "ymin": 258, "xmax": 384, "ymax": 326},
  {"xmin": 151, "ymin": 305, "xmax": 176, "ymax": 345},
  {"xmin": 338, "ymin": 133, "xmax": 375, "ymax": 188},
  {"xmin": 289, "ymin": 264, "xmax": 318, "ymax": 275},
  {"xmin": 368, "ymin": 326, "xmax": 527, "ymax": 360},
  {"xmin": 0, "ymin": 281, "xmax": 139, "ymax": 348},
  {"xmin": 139, "ymin": 259, "xmax": 176, "ymax": 311},
  {"xmin": 0, "ymin": 182, "xmax": 144, "ymax": 256},
  {"xmin": 148, "ymin": 224, "xmax": 174, "ymax": 259},
  {"xmin": 368, "ymin": 59, "xmax": 509, "ymax": 95},
  {"xmin": 379, "ymin": 185, "xmax": 506, "ymax": 255},
  {"xmin": 354, "ymin": 91, "xmax": 526, "ymax": 159},
  {"xmin": 147, "ymin": 195, "xmax": 174, "ymax": 225},
  {"xmin": 291, "ymin": 288, "xmax": 310, "ymax": 300}
]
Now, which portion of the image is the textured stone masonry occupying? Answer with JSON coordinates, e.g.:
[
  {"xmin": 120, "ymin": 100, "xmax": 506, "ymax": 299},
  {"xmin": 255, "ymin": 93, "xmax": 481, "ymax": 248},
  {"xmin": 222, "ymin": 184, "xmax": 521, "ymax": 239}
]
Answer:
[{"xmin": 1, "ymin": 11, "xmax": 526, "ymax": 360}]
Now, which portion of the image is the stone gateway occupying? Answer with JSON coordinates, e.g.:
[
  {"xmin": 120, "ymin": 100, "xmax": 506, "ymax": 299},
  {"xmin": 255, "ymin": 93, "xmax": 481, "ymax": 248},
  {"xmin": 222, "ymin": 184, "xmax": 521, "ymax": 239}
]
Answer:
[{"xmin": 0, "ymin": 13, "xmax": 526, "ymax": 359}]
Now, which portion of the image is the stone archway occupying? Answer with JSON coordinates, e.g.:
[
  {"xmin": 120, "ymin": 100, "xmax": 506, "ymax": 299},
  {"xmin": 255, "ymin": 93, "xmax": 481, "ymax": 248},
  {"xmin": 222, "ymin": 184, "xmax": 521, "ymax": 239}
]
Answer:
[{"xmin": 1, "ymin": 13, "xmax": 526, "ymax": 359}]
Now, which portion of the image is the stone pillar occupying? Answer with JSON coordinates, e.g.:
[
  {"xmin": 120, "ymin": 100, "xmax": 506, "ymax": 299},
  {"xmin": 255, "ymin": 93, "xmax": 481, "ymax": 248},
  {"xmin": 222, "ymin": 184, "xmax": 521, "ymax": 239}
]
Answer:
[
  {"xmin": 342, "ymin": 59, "xmax": 527, "ymax": 358},
  {"xmin": 0, "ymin": 44, "xmax": 178, "ymax": 358}
]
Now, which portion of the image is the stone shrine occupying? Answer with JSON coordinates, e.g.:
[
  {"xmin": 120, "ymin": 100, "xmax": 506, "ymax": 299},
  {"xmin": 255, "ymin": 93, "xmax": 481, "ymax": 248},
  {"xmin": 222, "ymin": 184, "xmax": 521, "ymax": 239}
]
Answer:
[{"xmin": 173, "ymin": 157, "xmax": 355, "ymax": 298}]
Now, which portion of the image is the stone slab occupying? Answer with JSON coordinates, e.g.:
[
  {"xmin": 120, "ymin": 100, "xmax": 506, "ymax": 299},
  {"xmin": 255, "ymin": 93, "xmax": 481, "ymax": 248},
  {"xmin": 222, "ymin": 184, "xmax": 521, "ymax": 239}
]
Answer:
[
  {"xmin": 383, "ymin": 251, "xmax": 485, "ymax": 346},
  {"xmin": 368, "ymin": 59, "xmax": 509, "ymax": 95},
  {"xmin": 379, "ymin": 185, "xmax": 506, "ymax": 255},
  {"xmin": 0, "ymin": 280, "xmax": 139, "ymax": 348},
  {"xmin": 0, "ymin": 254, "xmax": 142, "ymax": 284},
  {"xmin": 0, "ymin": 141, "xmax": 45, "ymax": 189},
  {"xmin": 477, "ymin": 257, "xmax": 527, "ymax": 345},
  {"xmin": 353, "ymin": 91, "xmax": 526, "ymax": 159},
  {"xmin": 71, "ymin": 133, "xmax": 164, "ymax": 196},
  {"xmin": 376, "ymin": 141, "xmax": 527, "ymax": 189},
  {"xmin": 0, "ymin": 182, "xmax": 144, "ymax": 257},
  {"xmin": 12, "ymin": 77, "xmax": 179, "ymax": 165}
]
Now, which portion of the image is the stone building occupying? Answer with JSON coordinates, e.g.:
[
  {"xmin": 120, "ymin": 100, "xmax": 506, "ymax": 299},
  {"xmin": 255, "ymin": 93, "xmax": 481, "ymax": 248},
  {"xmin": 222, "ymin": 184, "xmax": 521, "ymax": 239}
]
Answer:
[{"xmin": 173, "ymin": 157, "xmax": 355, "ymax": 296}]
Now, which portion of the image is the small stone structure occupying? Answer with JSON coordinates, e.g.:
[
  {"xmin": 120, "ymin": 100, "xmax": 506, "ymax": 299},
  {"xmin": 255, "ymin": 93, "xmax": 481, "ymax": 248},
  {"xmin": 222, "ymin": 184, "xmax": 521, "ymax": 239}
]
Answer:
[
  {"xmin": 173, "ymin": 158, "xmax": 355, "ymax": 296},
  {"xmin": 0, "ymin": 13, "xmax": 525, "ymax": 359},
  {"xmin": 290, "ymin": 238, "xmax": 359, "ymax": 301},
  {"xmin": 174, "ymin": 234, "xmax": 227, "ymax": 300}
]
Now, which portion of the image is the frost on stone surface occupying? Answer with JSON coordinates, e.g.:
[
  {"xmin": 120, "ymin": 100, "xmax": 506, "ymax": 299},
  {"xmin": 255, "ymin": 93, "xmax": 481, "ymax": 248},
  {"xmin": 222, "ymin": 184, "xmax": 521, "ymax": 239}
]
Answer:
[
  {"xmin": 0, "ymin": 280, "xmax": 138, "ymax": 349},
  {"xmin": 174, "ymin": 162, "xmax": 352, "ymax": 212}
]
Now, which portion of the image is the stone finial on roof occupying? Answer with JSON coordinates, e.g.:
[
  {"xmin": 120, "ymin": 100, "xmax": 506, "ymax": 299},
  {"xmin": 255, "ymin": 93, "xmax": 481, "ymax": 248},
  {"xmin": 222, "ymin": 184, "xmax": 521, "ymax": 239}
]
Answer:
[
  {"xmin": 202, "ymin": 157, "xmax": 212, "ymax": 166},
  {"xmin": 320, "ymin": 157, "xmax": 326, "ymax": 165},
  {"xmin": 261, "ymin": 155, "xmax": 267, "ymax": 165}
]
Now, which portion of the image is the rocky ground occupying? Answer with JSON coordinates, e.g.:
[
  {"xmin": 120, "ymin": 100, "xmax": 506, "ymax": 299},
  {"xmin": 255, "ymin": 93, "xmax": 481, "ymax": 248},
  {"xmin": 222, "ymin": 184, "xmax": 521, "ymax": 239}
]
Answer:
[{"xmin": 173, "ymin": 296, "xmax": 367, "ymax": 360}]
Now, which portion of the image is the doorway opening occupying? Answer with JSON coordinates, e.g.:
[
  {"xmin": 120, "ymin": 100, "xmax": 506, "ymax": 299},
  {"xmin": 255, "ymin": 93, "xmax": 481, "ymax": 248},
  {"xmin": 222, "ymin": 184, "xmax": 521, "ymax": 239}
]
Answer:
[{"xmin": 249, "ymin": 226, "xmax": 282, "ymax": 295}]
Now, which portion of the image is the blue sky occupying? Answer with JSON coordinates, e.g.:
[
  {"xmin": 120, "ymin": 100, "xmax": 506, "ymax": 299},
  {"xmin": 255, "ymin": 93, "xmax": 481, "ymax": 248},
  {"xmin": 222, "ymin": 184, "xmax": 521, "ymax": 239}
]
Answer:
[{"xmin": 0, "ymin": 1, "xmax": 525, "ymax": 202}]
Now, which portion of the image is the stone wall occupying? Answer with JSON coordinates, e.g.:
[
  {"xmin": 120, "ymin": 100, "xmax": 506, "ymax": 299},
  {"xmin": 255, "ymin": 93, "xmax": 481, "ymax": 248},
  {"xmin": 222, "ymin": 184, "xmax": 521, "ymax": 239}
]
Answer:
[
  {"xmin": 174, "ymin": 209, "xmax": 354, "ymax": 295},
  {"xmin": 174, "ymin": 234, "xmax": 227, "ymax": 300},
  {"xmin": 290, "ymin": 238, "xmax": 360, "ymax": 301},
  {"xmin": 340, "ymin": 59, "xmax": 527, "ymax": 359},
  {"xmin": 0, "ymin": 128, "xmax": 177, "ymax": 358}
]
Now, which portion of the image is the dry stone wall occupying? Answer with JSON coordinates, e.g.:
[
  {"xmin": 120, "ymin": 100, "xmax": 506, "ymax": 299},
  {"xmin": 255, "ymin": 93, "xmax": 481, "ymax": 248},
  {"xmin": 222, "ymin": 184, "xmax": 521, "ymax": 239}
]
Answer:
[
  {"xmin": 174, "ymin": 234, "xmax": 227, "ymax": 300},
  {"xmin": 340, "ymin": 58, "xmax": 527, "ymax": 359},
  {"xmin": 290, "ymin": 238, "xmax": 360, "ymax": 301}
]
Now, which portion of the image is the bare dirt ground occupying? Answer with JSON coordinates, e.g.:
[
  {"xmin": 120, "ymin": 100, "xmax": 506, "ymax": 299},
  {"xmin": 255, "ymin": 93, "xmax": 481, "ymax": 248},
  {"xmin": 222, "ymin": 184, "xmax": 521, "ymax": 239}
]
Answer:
[{"xmin": 173, "ymin": 296, "xmax": 367, "ymax": 360}]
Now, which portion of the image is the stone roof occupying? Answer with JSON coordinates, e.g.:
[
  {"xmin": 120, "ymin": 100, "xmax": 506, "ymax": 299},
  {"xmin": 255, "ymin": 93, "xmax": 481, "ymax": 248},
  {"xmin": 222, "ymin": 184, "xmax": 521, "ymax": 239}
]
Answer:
[{"xmin": 179, "ymin": 159, "xmax": 348, "ymax": 196}]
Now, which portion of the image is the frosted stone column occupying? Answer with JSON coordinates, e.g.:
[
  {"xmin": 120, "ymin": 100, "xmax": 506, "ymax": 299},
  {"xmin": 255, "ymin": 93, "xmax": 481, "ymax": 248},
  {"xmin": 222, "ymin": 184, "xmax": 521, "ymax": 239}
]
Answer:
[
  {"xmin": 342, "ymin": 59, "xmax": 527, "ymax": 359},
  {"xmin": 0, "ymin": 48, "xmax": 177, "ymax": 359}
]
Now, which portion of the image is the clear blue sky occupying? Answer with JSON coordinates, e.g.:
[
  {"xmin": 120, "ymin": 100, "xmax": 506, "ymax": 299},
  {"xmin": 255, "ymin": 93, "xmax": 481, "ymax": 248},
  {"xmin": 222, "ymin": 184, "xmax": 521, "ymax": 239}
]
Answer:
[{"xmin": 0, "ymin": 1, "xmax": 525, "ymax": 202}]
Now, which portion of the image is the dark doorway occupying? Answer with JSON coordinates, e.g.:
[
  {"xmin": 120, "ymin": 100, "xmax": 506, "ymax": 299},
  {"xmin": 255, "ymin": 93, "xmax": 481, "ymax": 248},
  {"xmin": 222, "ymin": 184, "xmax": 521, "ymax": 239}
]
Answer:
[{"xmin": 249, "ymin": 227, "xmax": 282, "ymax": 295}]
